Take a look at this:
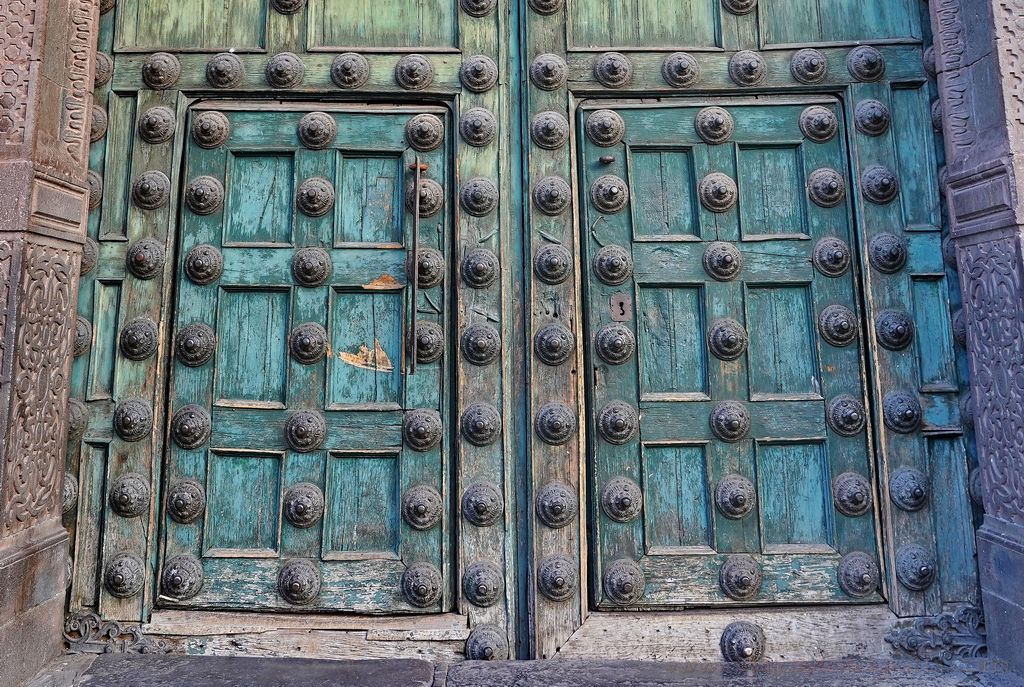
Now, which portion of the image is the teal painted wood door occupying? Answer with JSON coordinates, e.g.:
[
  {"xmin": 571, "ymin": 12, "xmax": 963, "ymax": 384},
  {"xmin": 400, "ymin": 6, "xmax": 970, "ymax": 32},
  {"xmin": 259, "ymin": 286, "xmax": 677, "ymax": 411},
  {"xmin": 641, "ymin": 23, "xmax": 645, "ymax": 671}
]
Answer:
[
  {"xmin": 158, "ymin": 104, "xmax": 451, "ymax": 612},
  {"xmin": 581, "ymin": 99, "xmax": 882, "ymax": 607},
  {"xmin": 67, "ymin": 0, "xmax": 980, "ymax": 657}
]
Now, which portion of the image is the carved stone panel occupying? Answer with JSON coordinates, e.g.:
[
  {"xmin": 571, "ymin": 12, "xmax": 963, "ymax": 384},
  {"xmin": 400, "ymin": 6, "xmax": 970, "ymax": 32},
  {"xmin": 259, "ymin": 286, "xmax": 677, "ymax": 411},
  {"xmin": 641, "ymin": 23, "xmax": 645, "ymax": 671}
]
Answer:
[{"xmin": 2, "ymin": 245, "xmax": 76, "ymax": 536}]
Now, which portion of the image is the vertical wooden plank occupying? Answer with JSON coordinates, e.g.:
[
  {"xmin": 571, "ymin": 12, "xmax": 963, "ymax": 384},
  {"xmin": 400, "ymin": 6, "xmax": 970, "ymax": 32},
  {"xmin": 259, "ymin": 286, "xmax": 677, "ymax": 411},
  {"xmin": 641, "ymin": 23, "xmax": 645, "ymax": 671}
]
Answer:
[
  {"xmin": 526, "ymin": 0, "xmax": 584, "ymax": 658},
  {"xmin": 579, "ymin": 126, "xmax": 644, "ymax": 606},
  {"xmin": 161, "ymin": 121, "xmax": 227, "ymax": 610},
  {"xmin": 927, "ymin": 437, "xmax": 978, "ymax": 603},
  {"xmin": 96, "ymin": 88, "xmax": 187, "ymax": 622},
  {"xmin": 280, "ymin": 144, "xmax": 329, "ymax": 569},
  {"xmin": 397, "ymin": 129, "xmax": 449, "ymax": 612},
  {"xmin": 456, "ymin": 0, "xmax": 516, "ymax": 656},
  {"xmin": 67, "ymin": 52, "xmax": 121, "ymax": 605},
  {"xmin": 847, "ymin": 81, "xmax": 943, "ymax": 617},
  {"xmin": 702, "ymin": 132, "xmax": 758, "ymax": 559}
]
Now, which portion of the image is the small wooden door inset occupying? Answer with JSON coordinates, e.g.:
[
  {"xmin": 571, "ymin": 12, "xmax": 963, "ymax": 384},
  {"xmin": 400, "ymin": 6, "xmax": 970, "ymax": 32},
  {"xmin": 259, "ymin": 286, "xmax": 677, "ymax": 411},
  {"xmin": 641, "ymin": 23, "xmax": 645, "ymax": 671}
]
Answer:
[
  {"xmin": 159, "ymin": 104, "xmax": 451, "ymax": 613},
  {"xmin": 581, "ymin": 99, "xmax": 882, "ymax": 608}
]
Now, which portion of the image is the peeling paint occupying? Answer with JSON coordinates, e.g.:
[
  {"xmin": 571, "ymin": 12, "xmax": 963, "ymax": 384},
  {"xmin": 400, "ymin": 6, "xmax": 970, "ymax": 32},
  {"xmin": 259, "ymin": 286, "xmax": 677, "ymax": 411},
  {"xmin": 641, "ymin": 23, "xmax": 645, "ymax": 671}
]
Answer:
[
  {"xmin": 364, "ymin": 274, "xmax": 400, "ymax": 290},
  {"xmin": 338, "ymin": 339, "xmax": 393, "ymax": 372}
]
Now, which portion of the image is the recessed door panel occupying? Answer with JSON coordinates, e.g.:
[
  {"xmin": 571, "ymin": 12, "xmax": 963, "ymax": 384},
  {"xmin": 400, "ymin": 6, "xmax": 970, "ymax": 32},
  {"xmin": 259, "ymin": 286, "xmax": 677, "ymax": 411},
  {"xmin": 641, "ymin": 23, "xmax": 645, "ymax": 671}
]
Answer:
[
  {"xmin": 115, "ymin": 0, "xmax": 268, "ymax": 51},
  {"xmin": 306, "ymin": 0, "xmax": 457, "ymax": 50},
  {"xmin": 758, "ymin": 0, "xmax": 921, "ymax": 47},
  {"xmin": 568, "ymin": 0, "xmax": 722, "ymax": 50}
]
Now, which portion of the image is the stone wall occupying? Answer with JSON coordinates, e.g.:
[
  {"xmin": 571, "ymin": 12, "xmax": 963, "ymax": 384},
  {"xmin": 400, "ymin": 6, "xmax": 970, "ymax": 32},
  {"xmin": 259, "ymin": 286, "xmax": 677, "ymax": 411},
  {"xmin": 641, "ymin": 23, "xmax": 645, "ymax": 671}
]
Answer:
[
  {"xmin": 0, "ymin": 0, "xmax": 97, "ymax": 682},
  {"xmin": 930, "ymin": 0, "xmax": 1024, "ymax": 673}
]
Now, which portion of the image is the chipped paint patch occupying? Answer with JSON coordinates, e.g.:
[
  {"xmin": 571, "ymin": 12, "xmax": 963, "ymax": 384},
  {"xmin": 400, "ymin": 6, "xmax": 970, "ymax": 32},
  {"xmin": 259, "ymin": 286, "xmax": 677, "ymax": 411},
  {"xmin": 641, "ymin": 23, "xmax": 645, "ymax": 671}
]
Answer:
[
  {"xmin": 364, "ymin": 274, "xmax": 401, "ymax": 290},
  {"xmin": 339, "ymin": 339, "xmax": 393, "ymax": 372}
]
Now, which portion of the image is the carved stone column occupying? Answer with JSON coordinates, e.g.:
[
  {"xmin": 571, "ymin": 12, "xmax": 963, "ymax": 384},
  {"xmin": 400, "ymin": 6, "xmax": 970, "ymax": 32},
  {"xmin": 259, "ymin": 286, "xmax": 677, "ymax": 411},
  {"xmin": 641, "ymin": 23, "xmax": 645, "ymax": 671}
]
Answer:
[
  {"xmin": 931, "ymin": 0, "xmax": 1024, "ymax": 672},
  {"xmin": 0, "ymin": 0, "xmax": 97, "ymax": 682}
]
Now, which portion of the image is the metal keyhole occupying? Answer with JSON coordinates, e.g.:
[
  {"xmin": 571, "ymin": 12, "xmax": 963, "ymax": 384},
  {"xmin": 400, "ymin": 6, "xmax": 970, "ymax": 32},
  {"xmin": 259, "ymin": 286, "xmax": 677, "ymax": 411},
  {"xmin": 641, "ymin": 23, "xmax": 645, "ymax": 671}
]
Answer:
[{"xmin": 610, "ymin": 293, "xmax": 632, "ymax": 322}]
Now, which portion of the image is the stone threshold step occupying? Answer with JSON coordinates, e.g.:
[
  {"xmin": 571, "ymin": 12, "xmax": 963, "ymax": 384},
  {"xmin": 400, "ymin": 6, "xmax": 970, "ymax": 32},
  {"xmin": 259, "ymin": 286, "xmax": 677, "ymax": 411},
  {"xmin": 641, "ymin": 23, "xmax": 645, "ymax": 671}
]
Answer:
[
  {"xmin": 447, "ymin": 659, "xmax": 1024, "ymax": 687},
  {"xmin": 30, "ymin": 654, "xmax": 1024, "ymax": 687},
  {"xmin": 39, "ymin": 655, "xmax": 434, "ymax": 687}
]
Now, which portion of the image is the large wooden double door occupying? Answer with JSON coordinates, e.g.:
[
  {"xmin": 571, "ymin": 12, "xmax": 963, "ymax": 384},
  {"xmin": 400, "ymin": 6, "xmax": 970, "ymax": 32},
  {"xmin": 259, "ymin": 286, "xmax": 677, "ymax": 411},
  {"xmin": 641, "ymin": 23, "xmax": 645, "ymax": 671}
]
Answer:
[{"xmin": 67, "ymin": 0, "xmax": 979, "ymax": 660}]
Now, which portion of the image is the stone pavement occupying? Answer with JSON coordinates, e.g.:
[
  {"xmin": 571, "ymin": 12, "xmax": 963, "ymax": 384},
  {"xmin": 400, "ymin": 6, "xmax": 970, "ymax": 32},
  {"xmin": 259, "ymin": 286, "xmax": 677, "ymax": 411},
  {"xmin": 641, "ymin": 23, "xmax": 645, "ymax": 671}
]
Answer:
[
  {"xmin": 24, "ymin": 654, "xmax": 1024, "ymax": 687},
  {"xmin": 446, "ymin": 658, "xmax": 1024, "ymax": 686}
]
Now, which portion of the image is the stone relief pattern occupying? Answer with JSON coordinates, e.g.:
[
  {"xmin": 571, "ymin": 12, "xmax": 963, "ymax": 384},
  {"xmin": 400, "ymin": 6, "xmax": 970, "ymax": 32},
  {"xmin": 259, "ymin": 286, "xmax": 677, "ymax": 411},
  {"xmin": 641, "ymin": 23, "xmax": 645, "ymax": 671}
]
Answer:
[
  {"xmin": 884, "ymin": 606, "xmax": 986, "ymax": 665},
  {"xmin": 961, "ymin": 236, "xmax": 1024, "ymax": 525},
  {"xmin": 0, "ymin": 0, "xmax": 36, "ymax": 153},
  {"xmin": 37, "ymin": 0, "xmax": 96, "ymax": 180},
  {"xmin": 64, "ymin": 610, "xmax": 169, "ymax": 654},
  {"xmin": 1, "ymin": 242, "xmax": 76, "ymax": 537},
  {"xmin": 0, "ymin": 240, "xmax": 14, "ymax": 383},
  {"xmin": 0, "ymin": 240, "xmax": 14, "ymax": 446},
  {"xmin": 932, "ymin": 0, "xmax": 976, "ymax": 154},
  {"xmin": 995, "ymin": 1, "xmax": 1024, "ymax": 131}
]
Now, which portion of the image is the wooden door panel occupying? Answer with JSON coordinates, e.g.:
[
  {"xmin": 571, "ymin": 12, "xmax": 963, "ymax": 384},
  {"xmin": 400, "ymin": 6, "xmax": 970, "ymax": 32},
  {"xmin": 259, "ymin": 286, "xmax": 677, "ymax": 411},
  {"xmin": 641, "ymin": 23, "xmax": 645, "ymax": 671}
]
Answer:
[
  {"xmin": 642, "ymin": 444, "xmax": 715, "ymax": 553},
  {"xmin": 306, "ymin": 0, "xmax": 458, "ymax": 51},
  {"xmin": 84, "ymin": 280, "xmax": 122, "ymax": 399},
  {"xmin": 336, "ymin": 155, "xmax": 405, "ymax": 246},
  {"xmin": 910, "ymin": 278, "xmax": 958, "ymax": 391},
  {"xmin": 744, "ymin": 285, "xmax": 819, "ymax": 399},
  {"xmin": 223, "ymin": 154, "xmax": 296, "ymax": 245},
  {"xmin": 159, "ymin": 104, "xmax": 451, "ymax": 613},
  {"xmin": 582, "ymin": 99, "xmax": 882, "ymax": 608},
  {"xmin": 326, "ymin": 290, "xmax": 405, "ymax": 408},
  {"xmin": 735, "ymin": 146, "xmax": 806, "ymax": 238},
  {"xmin": 213, "ymin": 289, "xmax": 291, "ymax": 406},
  {"xmin": 115, "ymin": 0, "xmax": 268, "ymax": 51},
  {"xmin": 568, "ymin": 0, "xmax": 722, "ymax": 51},
  {"xmin": 755, "ymin": 441, "xmax": 834, "ymax": 553},
  {"xmin": 322, "ymin": 452, "xmax": 401, "ymax": 559},
  {"xmin": 628, "ymin": 149, "xmax": 702, "ymax": 239},
  {"xmin": 758, "ymin": 0, "xmax": 922, "ymax": 47},
  {"xmin": 889, "ymin": 88, "xmax": 942, "ymax": 231},
  {"xmin": 636, "ymin": 286, "xmax": 708, "ymax": 399},
  {"xmin": 203, "ymin": 450, "xmax": 283, "ymax": 555}
]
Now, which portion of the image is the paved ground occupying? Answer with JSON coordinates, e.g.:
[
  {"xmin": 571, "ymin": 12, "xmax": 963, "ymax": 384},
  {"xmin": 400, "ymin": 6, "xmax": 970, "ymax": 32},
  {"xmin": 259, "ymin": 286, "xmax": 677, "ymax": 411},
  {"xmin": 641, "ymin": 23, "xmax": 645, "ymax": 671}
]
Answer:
[
  {"xmin": 446, "ymin": 658, "xmax": 1024, "ymax": 686},
  {"xmin": 26, "ymin": 654, "xmax": 1024, "ymax": 687}
]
